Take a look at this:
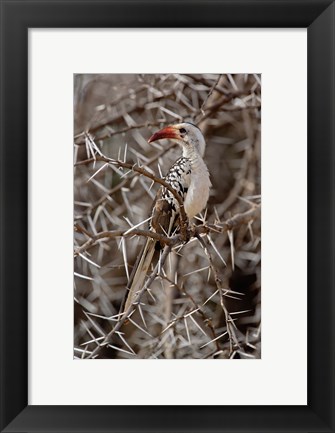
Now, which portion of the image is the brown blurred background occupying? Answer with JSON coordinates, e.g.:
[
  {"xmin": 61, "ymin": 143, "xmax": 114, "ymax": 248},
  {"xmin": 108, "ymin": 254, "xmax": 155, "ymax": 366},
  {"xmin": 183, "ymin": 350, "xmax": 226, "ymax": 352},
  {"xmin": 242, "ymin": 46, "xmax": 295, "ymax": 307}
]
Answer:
[{"xmin": 74, "ymin": 74, "xmax": 261, "ymax": 359}]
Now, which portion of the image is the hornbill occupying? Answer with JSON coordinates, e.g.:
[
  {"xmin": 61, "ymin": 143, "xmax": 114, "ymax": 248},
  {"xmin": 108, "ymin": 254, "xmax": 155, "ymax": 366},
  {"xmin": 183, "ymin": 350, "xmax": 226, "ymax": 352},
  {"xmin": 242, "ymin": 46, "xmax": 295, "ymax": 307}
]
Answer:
[{"xmin": 122, "ymin": 122, "xmax": 211, "ymax": 313}]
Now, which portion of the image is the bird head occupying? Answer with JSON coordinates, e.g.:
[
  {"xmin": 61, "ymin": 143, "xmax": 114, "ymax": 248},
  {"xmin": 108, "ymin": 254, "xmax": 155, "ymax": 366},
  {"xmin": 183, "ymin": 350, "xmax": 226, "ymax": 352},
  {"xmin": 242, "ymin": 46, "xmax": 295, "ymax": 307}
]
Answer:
[{"xmin": 148, "ymin": 122, "xmax": 206, "ymax": 157}]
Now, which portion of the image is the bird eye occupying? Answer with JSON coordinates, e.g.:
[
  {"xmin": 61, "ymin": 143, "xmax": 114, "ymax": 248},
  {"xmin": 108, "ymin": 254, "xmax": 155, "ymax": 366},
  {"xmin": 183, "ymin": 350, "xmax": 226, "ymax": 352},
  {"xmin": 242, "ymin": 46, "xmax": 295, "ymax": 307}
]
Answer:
[{"xmin": 179, "ymin": 128, "xmax": 186, "ymax": 134}]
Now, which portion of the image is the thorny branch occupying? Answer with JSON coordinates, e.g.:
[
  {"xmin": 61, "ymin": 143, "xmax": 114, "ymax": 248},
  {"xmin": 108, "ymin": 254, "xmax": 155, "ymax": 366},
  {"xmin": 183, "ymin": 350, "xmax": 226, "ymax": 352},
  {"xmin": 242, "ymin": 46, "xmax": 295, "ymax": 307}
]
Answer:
[
  {"xmin": 74, "ymin": 205, "xmax": 260, "ymax": 256},
  {"xmin": 160, "ymin": 275, "xmax": 221, "ymax": 352},
  {"xmin": 195, "ymin": 233, "xmax": 240, "ymax": 356},
  {"xmin": 74, "ymin": 226, "xmax": 177, "ymax": 256},
  {"xmin": 75, "ymin": 154, "xmax": 189, "ymax": 241},
  {"xmin": 74, "ymin": 120, "xmax": 172, "ymax": 146},
  {"xmin": 76, "ymin": 90, "xmax": 176, "ymax": 138},
  {"xmin": 85, "ymin": 245, "xmax": 171, "ymax": 359},
  {"xmin": 74, "ymin": 141, "xmax": 177, "ymax": 222}
]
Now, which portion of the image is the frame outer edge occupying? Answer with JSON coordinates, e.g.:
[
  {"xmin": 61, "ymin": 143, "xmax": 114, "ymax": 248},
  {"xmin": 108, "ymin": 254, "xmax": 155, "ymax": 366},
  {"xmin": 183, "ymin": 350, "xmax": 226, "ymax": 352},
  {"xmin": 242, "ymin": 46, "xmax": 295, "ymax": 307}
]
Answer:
[
  {"xmin": 0, "ymin": 0, "xmax": 334, "ymax": 432},
  {"xmin": 308, "ymin": 2, "xmax": 335, "ymax": 430},
  {"xmin": 0, "ymin": 1, "xmax": 28, "ymax": 432}
]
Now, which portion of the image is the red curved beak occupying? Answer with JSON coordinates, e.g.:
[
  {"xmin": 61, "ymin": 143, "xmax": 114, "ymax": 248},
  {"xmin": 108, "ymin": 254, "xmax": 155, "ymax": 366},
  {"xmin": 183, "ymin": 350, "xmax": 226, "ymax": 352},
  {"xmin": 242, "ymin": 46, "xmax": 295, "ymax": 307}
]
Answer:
[{"xmin": 148, "ymin": 126, "xmax": 180, "ymax": 143}]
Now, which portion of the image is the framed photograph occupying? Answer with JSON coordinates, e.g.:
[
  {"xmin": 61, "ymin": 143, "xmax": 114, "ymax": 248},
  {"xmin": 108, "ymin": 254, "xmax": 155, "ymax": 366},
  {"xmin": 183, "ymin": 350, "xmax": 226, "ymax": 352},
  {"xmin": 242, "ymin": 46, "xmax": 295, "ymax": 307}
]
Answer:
[
  {"xmin": 73, "ymin": 72, "xmax": 262, "ymax": 363},
  {"xmin": 1, "ymin": 1, "xmax": 334, "ymax": 432}
]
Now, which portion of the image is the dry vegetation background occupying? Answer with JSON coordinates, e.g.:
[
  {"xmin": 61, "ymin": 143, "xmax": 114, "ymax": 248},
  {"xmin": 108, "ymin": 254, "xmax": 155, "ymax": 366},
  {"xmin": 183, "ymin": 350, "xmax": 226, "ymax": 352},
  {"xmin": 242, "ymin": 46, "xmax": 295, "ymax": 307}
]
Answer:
[{"xmin": 74, "ymin": 73, "xmax": 261, "ymax": 359}]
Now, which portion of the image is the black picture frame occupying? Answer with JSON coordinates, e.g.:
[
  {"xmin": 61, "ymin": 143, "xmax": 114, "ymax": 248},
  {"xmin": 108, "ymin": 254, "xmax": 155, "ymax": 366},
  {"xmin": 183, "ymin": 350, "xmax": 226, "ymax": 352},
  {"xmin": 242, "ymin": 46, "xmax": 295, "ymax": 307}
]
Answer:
[{"xmin": 1, "ymin": 1, "xmax": 334, "ymax": 432}]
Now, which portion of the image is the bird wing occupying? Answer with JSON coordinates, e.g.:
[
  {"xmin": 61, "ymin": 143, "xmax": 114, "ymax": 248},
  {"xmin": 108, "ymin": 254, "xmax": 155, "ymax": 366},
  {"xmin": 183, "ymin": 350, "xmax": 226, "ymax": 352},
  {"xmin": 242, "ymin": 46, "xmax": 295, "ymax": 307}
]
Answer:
[{"xmin": 151, "ymin": 189, "xmax": 179, "ymax": 238}]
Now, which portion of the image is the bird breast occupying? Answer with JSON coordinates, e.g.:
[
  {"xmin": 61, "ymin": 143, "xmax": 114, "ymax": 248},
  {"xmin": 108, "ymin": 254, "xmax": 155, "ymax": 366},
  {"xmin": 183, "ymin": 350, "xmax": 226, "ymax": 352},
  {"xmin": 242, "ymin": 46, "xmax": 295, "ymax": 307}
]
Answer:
[{"xmin": 184, "ymin": 158, "xmax": 211, "ymax": 219}]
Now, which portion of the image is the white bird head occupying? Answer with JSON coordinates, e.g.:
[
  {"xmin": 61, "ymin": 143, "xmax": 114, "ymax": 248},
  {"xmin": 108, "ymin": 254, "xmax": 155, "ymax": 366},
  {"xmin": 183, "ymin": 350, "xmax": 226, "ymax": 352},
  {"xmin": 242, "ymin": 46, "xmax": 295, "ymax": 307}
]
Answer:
[{"xmin": 148, "ymin": 122, "xmax": 206, "ymax": 158}]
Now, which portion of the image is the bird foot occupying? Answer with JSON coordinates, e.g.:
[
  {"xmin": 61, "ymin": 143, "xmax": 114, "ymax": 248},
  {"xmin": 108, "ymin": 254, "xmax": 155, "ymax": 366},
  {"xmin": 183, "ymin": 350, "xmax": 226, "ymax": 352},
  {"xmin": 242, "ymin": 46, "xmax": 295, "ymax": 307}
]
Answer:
[{"xmin": 181, "ymin": 224, "xmax": 196, "ymax": 243}]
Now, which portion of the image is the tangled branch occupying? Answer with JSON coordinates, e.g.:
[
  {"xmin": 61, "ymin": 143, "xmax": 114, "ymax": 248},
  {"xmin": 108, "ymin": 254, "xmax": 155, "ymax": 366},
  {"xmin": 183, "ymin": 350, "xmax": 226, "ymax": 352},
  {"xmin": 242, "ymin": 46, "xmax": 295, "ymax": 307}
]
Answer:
[{"xmin": 74, "ymin": 205, "xmax": 261, "ymax": 257}]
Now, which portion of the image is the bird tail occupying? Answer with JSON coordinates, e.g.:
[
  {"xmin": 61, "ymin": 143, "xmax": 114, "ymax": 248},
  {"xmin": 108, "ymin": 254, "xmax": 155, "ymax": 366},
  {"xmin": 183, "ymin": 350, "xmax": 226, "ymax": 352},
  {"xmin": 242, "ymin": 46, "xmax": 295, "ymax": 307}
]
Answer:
[{"xmin": 122, "ymin": 238, "xmax": 156, "ymax": 313}]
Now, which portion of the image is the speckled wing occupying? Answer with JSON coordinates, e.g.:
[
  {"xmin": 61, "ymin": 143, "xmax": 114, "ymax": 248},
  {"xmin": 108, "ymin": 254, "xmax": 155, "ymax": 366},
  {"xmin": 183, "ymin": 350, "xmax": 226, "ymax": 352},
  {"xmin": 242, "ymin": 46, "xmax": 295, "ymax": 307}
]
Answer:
[
  {"xmin": 150, "ymin": 189, "xmax": 179, "ymax": 246},
  {"xmin": 150, "ymin": 157, "xmax": 191, "ymax": 242}
]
